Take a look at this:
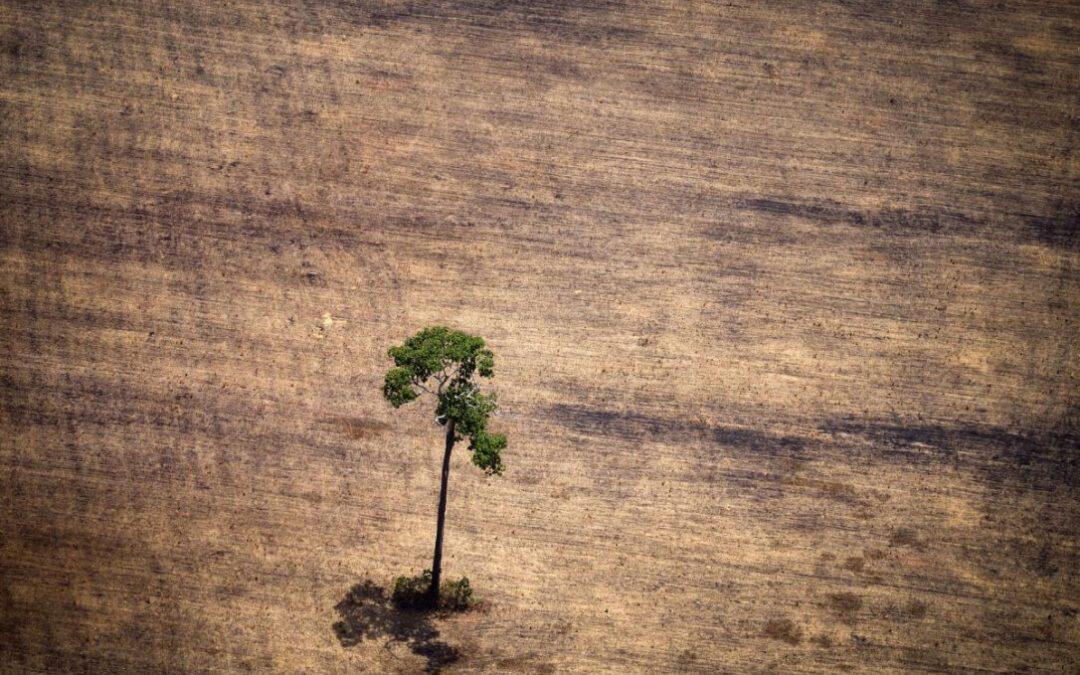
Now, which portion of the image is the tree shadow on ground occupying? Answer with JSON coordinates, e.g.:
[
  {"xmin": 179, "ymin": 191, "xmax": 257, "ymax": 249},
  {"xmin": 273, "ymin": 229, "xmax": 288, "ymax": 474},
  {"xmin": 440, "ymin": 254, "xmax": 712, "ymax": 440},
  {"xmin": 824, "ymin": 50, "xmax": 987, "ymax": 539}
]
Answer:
[{"xmin": 332, "ymin": 580, "xmax": 460, "ymax": 672}]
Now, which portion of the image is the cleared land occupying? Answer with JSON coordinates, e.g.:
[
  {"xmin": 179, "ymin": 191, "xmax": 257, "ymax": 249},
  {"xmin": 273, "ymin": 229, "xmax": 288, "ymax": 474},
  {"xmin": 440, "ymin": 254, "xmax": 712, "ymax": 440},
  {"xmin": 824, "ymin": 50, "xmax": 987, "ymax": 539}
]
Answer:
[{"xmin": 1, "ymin": 1, "xmax": 1078, "ymax": 672}]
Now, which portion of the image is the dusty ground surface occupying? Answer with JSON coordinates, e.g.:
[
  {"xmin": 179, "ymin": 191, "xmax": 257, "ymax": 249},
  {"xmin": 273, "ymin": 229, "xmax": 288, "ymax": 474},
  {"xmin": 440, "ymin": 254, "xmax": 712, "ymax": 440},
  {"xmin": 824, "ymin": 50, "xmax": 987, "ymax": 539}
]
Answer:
[{"xmin": 1, "ymin": 1, "xmax": 1078, "ymax": 672}]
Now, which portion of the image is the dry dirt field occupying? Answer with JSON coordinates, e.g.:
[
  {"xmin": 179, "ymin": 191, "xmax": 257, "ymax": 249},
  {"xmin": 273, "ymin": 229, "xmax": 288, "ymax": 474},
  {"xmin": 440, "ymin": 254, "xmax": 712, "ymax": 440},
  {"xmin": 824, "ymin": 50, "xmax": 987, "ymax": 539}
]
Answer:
[{"xmin": 1, "ymin": 1, "xmax": 1078, "ymax": 672}]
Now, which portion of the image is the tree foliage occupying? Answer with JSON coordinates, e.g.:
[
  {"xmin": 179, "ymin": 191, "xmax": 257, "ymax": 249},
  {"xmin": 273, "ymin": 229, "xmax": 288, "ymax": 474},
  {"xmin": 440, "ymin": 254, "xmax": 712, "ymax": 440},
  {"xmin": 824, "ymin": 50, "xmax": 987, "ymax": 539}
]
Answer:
[{"xmin": 383, "ymin": 326, "xmax": 506, "ymax": 475}]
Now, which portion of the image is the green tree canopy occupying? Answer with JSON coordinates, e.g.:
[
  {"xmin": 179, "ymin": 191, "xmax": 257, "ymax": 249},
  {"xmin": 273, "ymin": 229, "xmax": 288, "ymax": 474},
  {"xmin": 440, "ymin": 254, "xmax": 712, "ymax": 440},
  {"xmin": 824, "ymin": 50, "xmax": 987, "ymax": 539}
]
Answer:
[{"xmin": 383, "ymin": 326, "xmax": 506, "ymax": 475}]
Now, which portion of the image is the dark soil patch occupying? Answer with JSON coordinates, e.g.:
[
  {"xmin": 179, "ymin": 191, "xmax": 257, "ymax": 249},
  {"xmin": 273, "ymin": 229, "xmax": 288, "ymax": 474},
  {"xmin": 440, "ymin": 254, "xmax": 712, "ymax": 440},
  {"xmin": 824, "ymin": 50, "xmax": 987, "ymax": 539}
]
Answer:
[{"xmin": 762, "ymin": 618, "xmax": 803, "ymax": 645}]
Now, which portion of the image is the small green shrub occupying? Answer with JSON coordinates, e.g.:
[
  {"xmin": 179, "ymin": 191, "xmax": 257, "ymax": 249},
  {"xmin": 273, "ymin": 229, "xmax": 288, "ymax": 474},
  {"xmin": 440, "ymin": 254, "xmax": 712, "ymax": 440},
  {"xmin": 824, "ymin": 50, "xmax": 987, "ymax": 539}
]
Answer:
[
  {"xmin": 392, "ymin": 570, "xmax": 432, "ymax": 610},
  {"xmin": 390, "ymin": 571, "xmax": 474, "ymax": 612},
  {"xmin": 440, "ymin": 577, "xmax": 473, "ymax": 611}
]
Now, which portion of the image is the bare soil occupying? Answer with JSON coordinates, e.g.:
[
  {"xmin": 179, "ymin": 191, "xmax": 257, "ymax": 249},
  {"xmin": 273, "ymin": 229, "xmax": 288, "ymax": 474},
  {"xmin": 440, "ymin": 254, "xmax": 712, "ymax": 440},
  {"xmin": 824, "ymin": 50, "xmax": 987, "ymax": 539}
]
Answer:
[{"xmin": 1, "ymin": 1, "xmax": 1078, "ymax": 672}]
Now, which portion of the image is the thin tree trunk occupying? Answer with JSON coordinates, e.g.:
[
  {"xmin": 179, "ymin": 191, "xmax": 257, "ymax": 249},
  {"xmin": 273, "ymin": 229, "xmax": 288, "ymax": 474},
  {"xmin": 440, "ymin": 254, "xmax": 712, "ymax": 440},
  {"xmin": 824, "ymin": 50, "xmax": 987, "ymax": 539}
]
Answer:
[{"xmin": 428, "ymin": 419, "xmax": 455, "ymax": 606}]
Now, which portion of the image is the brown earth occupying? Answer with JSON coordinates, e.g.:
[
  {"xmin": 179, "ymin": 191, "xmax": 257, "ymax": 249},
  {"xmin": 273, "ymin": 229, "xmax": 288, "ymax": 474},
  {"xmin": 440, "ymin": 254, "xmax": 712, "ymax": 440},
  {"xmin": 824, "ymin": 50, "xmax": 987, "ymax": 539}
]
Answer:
[{"xmin": 1, "ymin": 1, "xmax": 1078, "ymax": 672}]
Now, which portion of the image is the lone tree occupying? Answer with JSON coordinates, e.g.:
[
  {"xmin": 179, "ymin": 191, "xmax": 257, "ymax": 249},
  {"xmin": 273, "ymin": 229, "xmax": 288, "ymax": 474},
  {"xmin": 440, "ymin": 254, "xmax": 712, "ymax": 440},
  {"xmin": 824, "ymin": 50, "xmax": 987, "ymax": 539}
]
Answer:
[{"xmin": 382, "ymin": 326, "xmax": 507, "ymax": 607}]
